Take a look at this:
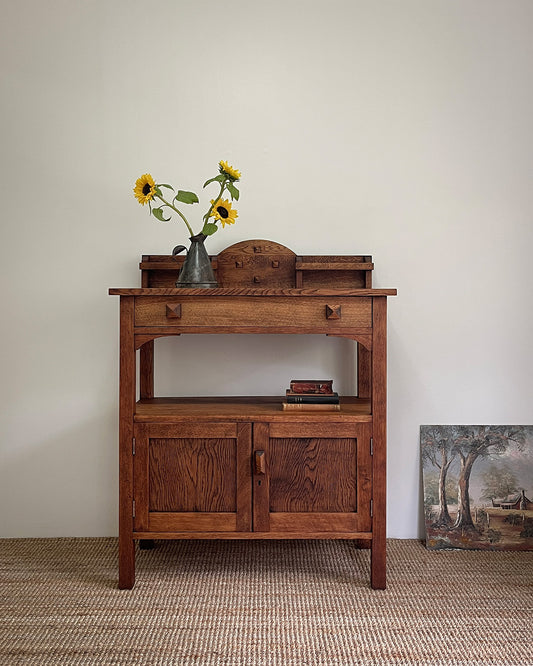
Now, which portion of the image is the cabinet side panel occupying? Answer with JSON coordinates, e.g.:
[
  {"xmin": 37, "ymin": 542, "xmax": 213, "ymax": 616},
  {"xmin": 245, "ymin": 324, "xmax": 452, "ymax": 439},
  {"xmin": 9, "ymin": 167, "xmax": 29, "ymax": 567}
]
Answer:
[
  {"xmin": 269, "ymin": 438, "xmax": 357, "ymax": 513},
  {"xmin": 149, "ymin": 438, "xmax": 237, "ymax": 512}
]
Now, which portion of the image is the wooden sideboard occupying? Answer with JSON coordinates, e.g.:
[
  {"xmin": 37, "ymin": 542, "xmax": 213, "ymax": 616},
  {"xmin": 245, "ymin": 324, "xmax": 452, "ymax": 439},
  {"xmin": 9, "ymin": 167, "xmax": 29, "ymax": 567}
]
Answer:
[{"xmin": 110, "ymin": 240, "xmax": 396, "ymax": 589}]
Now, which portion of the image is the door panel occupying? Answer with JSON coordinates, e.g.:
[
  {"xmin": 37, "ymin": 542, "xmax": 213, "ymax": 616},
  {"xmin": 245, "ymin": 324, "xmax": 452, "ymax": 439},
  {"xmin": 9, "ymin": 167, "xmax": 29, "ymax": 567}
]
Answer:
[
  {"xmin": 253, "ymin": 422, "xmax": 372, "ymax": 534},
  {"xmin": 149, "ymin": 437, "xmax": 236, "ymax": 512},
  {"xmin": 269, "ymin": 437, "xmax": 357, "ymax": 513},
  {"xmin": 134, "ymin": 422, "xmax": 252, "ymax": 533}
]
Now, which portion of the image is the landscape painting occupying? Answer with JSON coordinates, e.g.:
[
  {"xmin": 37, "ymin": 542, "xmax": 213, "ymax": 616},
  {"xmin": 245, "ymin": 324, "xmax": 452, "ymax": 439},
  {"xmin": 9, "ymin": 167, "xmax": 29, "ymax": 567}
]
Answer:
[{"xmin": 421, "ymin": 425, "xmax": 533, "ymax": 550}]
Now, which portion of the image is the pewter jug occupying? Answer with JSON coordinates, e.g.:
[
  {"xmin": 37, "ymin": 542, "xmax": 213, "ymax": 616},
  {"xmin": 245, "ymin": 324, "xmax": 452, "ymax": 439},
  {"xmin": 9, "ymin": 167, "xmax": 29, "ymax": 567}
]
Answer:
[{"xmin": 172, "ymin": 233, "xmax": 218, "ymax": 288}]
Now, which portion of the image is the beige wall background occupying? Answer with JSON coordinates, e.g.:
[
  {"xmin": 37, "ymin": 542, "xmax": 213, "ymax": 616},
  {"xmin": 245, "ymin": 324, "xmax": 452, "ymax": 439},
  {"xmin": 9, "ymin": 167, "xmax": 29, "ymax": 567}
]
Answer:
[{"xmin": 1, "ymin": 0, "xmax": 532, "ymax": 538}]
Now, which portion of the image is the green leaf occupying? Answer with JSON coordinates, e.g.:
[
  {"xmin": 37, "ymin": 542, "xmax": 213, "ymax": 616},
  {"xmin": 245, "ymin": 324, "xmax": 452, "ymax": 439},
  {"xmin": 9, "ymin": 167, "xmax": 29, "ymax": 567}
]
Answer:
[
  {"xmin": 158, "ymin": 183, "xmax": 174, "ymax": 191},
  {"xmin": 202, "ymin": 222, "xmax": 219, "ymax": 236},
  {"xmin": 203, "ymin": 174, "xmax": 225, "ymax": 188},
  {"xmin": 175, "ymin": 190, "xmax": 199, "ymax": 204},
  {"xmin": 152, "ymin": 207, "xmax": 171, "ymax": 222},
  {"xmin": 227, "ymin": 182, "xmax": 240, "ymax": 201}
]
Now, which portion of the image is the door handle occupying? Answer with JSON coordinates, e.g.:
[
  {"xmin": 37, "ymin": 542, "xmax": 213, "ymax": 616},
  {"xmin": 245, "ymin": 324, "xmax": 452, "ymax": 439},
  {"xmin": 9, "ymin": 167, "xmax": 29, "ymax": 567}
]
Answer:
[{"xmin": 254, "ymin": 450, "xmax": 266, "ymax": 475}]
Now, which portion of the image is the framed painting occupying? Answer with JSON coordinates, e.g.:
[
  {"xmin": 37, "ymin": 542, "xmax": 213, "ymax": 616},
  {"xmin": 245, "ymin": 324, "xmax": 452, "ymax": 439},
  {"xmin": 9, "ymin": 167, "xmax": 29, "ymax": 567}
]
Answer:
[{"xmin": 421, "ymin": 425, "xmax": 533, "ymax": 550}]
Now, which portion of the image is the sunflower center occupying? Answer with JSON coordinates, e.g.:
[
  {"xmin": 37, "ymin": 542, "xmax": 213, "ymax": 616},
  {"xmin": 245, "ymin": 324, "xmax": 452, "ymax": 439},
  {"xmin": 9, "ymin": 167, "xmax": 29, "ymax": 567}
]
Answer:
[
  {"xmin": 142, "ymin": 183, "xmax": 152, "ymax": 195},
  {"xmin": 217, "ymin": 206, "xmax": 229, "ymax": 219}
]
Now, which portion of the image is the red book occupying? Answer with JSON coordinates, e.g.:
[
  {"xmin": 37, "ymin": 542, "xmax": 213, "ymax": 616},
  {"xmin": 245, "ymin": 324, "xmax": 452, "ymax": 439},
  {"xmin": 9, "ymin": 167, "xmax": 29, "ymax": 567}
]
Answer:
[{"xmin": 289, "ymin": 380, "xmax": 334, "ymax": 394}]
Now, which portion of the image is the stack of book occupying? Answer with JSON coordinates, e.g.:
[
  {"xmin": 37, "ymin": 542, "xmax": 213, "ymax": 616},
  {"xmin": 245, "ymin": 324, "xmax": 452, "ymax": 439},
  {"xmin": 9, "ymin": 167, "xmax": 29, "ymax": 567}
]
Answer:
[{"xmin": 282, "ymin": 379, "xmax": 340, "ymax": 411}]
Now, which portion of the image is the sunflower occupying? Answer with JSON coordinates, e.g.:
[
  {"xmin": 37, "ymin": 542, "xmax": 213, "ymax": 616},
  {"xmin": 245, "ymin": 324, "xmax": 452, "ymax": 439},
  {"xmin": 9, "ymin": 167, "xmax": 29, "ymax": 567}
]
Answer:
[
  {"xmin": 209, "ymin": 198, "xmax": 238, "ymax": 227},
  {"xmin": 218, "ymin": 160, "xmax": 241, "ymax": 182},
  {"xmin": 134, "ymin": 173, "xmax": 157, "ymax": 205}
]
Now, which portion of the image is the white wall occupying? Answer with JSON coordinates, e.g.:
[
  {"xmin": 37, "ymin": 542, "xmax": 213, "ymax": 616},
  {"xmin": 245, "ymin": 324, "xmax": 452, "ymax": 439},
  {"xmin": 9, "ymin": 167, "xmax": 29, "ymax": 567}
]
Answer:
[{"xmin": 1, "ymin": 1, "xmax": 532, "ymax": 538}]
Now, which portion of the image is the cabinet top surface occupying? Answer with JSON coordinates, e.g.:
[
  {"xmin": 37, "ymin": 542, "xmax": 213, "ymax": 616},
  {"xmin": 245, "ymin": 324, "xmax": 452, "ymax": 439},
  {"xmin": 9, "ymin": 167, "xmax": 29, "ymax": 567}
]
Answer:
[{"xmin": 109, "ymin": 287, "xmax": 397, "ymax": 297}]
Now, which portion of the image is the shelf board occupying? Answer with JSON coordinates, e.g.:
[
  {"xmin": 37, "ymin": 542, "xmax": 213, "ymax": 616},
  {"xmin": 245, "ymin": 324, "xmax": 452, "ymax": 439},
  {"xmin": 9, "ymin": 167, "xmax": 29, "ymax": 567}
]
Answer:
[
  {"xmin": 109, "ymin": 287, "xmax": 397, "ymax": 297},
  {"xmin": 134, "ymin": 396, "xmax": 372, "ymax": 423}
]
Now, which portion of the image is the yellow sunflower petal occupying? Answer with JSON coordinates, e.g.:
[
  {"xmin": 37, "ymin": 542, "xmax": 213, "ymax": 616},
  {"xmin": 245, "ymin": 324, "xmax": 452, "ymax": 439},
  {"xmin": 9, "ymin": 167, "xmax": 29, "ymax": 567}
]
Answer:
[
  {"xmin": 134, "ymin": 173, "xmax": 157, "ymax": 205},
  {"xmin": 218, "ymin": 160, "xmax": 241, "ymax": 181},
  {"xmin": 210, "ymin": 198, "xmax": 238, "ymax": 227}
]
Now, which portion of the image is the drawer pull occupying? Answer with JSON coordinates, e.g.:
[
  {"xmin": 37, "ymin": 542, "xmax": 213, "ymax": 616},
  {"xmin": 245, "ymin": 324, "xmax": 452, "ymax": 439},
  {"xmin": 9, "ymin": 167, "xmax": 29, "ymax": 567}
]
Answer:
[
  {"xmin": 166, "ymin": 303, "xmax": 182, "ymax": 318},
  {"xmin": 253, "ymin": 276, "xmax": 261, "ymax": 283},
  {"xmin": 254, "ymin": 450, "xmax": 266, "ymax": 475},
  {"xmin": 326, "ymin": 304, "xmax": 342, "ymax": 320}
]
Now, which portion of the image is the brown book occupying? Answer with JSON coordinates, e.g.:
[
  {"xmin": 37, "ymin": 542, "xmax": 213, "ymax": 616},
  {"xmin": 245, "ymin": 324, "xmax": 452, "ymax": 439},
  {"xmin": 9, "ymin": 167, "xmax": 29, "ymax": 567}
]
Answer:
[
  {"xmin": 282, "ymin": 402, "xmax": 341, "ymax": 411},
  {"xmin": 289, "ymin": 380, "xmax": 334, "ymax": 394}
]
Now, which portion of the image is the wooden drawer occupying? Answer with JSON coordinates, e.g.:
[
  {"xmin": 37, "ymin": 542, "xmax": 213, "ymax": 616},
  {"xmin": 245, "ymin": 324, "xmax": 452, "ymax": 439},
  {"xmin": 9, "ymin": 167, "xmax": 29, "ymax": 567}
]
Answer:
[{"xmin": 134, "ymin": 296, "xmax": 372, "ymax": 329}]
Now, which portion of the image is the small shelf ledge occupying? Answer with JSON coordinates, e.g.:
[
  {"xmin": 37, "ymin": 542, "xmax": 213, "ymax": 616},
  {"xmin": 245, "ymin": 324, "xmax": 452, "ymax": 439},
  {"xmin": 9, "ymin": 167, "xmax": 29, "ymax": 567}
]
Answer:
[{"xmin": 134, "ymin": 396, "xmax": 372, "ymax": 423}]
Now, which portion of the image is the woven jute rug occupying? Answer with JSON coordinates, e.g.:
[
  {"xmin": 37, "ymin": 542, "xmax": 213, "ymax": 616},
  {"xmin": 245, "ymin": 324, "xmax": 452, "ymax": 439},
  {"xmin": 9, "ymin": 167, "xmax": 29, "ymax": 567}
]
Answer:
[{"xmin": 0, "ymin": 538, "xmax": 532, "ymax": 665}]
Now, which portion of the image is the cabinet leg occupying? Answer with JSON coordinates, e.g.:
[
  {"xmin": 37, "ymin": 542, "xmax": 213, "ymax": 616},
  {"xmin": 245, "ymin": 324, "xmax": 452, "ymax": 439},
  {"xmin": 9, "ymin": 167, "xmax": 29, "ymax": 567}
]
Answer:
[
  {"xmin": 118, "ymin": 536, "xmax": 135, "ymax": 589},
  {"xmin": 139, "ymin": 539, "xmax": 156, "ymax": 550},
  {"xmin": 370, "ymin": 538, "xmax": 386, "ymax": 590}
]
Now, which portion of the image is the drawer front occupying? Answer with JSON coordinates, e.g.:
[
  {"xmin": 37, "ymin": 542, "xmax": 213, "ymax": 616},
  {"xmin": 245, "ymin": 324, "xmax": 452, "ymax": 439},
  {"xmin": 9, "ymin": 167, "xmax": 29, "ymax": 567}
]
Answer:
[{"xmin": 134, "ymin": 296, "xmax": 371, "ymax": 329}]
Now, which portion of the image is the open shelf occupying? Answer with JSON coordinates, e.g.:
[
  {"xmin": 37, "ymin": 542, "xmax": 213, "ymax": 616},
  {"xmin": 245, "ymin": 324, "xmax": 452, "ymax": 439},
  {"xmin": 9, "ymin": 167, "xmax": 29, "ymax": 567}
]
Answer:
[{"xmin": 134, "ymin": 396, "xmax": 372, "ymax": 423}]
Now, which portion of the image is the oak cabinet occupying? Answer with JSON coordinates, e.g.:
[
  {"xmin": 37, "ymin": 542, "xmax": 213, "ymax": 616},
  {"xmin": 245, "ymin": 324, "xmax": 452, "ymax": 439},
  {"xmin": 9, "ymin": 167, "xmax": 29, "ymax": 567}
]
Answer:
[
  {"xmin": 132, "ymin": 420, "xmax": 372, "ymax": 538},
  {"xmin": 110, "ymin": 239, "xmax": 396, "ymax": 590}
]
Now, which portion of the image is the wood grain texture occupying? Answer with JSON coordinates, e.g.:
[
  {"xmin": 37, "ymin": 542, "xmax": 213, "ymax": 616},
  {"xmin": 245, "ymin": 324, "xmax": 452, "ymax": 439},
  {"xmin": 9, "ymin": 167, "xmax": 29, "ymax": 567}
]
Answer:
[
  {"xmin": 134, "ymin": 296, "xmax": 372, "ymax": 329},
  {"xmin": 269, "ymin": 437, "xmax": 357, "ymax": 513},
  {"xmin": 110, "ymin": 288, "xmax": 397, "ymax": 297},
  {"xmin": 297, "ymin": 262, "xmax": 374, "ymax": 271},
  {"xmin": 252, "ymin": 423, "xmax": 270, "ymax": 532},
  {"xmin": 139, "ymin": 341, "xmax": 154, "ymax": 399},
  {"xmin": 134, "ymin": 397, "xmax": 372, "ymax": 424},
  {"xmin": 133, "ymin": 421, "xmax": 252, "ymax": 534},
  {"xmin": 133, "ymin": 531, "xmax": 372, "ymax": 539},
  {"xmin": 148, "ymin": 513, "xmax": 238, "ymax": 532},
  {"xmin": 358, "ymin": 344, "xmax": 371, "ymax": 400},
  {"xmin": 269, "ymin": 422, "xmax": 361, "ymax": 438},
  {"xmin": 118, "ymin": 296, "xmax": 135, "ymax": 589},
  {"xmin": 269, "ymin": 513, "xmax": 359, "ymax": 533},
  {"xmin": 371, "ymin": 296, "xmax": 387, "ymax": 589},
  {"xmin": 133, "ymin": 326, "xmax": 373, "ymax": 337},
  {"xmin": 356, "ymin": 422, "xmax": 373, "ymax": 533},
  {"xmin": 217, "ymin": 239, "xmax": 296, "ymax": 288},
  {"xmin": 148, "ymin": 437, "xmax": 237, "ymax": 512},
  {"xmin": 133, "ymin": 423, "xmax": 149, "ymax": 532},
  {"xmin": 236, "ymin": 423, "xmax": 252, "ymax": 531}
]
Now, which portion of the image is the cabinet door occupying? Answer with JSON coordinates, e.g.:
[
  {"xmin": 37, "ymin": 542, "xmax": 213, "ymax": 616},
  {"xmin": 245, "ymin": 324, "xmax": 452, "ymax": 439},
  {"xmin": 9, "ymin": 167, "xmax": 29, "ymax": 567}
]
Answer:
[
  {"xmin": 134, "ymin": 422, "xmax": 252, "ymax": 533},
  {"xmin": 253, "ymin": 422, "xmax": 372, "ymax": 534}
]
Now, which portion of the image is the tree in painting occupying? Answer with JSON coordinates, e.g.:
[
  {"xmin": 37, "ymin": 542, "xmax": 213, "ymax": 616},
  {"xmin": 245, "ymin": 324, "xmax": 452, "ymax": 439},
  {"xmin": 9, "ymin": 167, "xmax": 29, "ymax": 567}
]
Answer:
[
  {"xmin": 451, "ymin": 425, "xmax": 525, "ymax": 531},
  {"xmin": 421, "ymin": 426, "xmax": 456, "ymax": 527}
]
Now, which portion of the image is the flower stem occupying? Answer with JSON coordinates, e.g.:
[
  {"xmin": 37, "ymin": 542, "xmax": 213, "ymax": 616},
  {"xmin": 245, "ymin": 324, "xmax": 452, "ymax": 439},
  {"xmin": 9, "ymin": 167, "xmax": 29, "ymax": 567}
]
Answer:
[
  {"xmin": 203, "ymin": 180, "xmax": 228, "ymax": 225},
  {"xmin": 156, "ymin": 194, "xmax": 195, "ymax": 237}
]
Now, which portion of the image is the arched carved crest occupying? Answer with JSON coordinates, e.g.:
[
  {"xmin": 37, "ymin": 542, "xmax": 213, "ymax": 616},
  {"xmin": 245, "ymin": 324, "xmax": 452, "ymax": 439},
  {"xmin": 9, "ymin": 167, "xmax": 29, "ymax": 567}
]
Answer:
[{"xmin": 216, "ymin": 239, "xmax": 296, "ymax": 288}]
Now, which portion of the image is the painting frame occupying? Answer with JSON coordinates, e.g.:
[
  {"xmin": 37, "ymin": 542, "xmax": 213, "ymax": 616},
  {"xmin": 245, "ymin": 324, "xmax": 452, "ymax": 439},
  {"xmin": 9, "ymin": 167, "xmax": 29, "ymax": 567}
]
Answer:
[{"xmin": 421, "ymin": 425, "xmax": 533, "ymax": 550}]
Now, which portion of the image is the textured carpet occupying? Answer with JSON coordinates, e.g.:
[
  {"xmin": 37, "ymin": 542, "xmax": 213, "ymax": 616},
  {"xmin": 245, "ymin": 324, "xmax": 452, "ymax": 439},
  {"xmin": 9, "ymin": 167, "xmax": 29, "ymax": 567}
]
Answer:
[{"xmin": 0, "ymin": 538, "xmax": 532, "ymax": 665}]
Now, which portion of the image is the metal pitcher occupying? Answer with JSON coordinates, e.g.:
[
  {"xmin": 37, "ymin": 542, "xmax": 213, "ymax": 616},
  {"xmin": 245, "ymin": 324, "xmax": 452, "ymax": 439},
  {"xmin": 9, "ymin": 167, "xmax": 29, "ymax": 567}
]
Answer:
[{"xmin": 172, "ymin": 233, "xmax": 218, "ymax": 288}]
